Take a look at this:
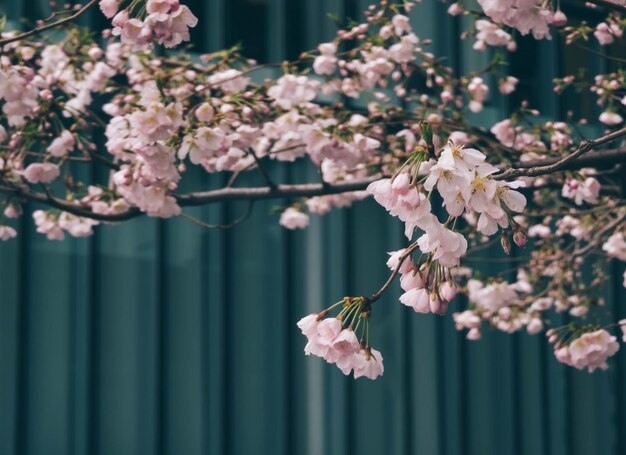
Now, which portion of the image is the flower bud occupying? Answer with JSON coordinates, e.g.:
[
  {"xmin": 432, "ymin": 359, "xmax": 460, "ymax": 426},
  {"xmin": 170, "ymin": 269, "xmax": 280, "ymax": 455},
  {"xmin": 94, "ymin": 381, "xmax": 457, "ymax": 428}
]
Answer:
[
  {"xmin": 551, "ymin": 10, "xmax": 567, "ymax": 27},
  {"xmin": 501, "ymin": 233, "xmax": 511, "ymax": 255},
  {"xmin": 440, "ymin": 281, "xmax": 457, "ymax": 302},
  {"xmin": 430, "ymin": 292, "xmax": 448, "ymax": 315},
  {"xmin": 527, "ymin": 318, "xmax": 543, "ymax": 335},
  {"xmin": 513, "ymin": 230, "xmax": 527, "ymax": 247}
]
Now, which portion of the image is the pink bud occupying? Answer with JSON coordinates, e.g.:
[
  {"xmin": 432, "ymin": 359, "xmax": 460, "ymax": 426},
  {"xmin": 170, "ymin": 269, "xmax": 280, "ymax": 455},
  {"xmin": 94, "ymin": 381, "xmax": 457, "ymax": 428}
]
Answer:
[
  {"xmin": 429, "ymin": 292, "xmax": 447, "ymax": 315},
  {"xmin": 39, "ymin": 89, "xmax": 53, "ymax": 100},
  {"xmin": 447, "ymin": 3, "xmax": 463, "ymax": 15},
  {"xmin": 513, "ymin": 230, "xmax": 527, "ymax": 247},
  {"xmin": 501, "ymin": 233, "xmax": 511, "ymax": 255},
  {"xmin": 440, "ymin": 281, "xmax": 457, "ymax": 302},
  {"xmin": 551, "ymin": 10, "xmax": 567, "ymax": 27}
]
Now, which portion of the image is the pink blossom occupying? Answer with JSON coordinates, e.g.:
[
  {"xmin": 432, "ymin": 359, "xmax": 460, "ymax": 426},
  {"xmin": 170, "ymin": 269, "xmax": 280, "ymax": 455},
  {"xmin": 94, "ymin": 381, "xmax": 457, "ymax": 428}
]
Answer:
[
  {"xmin": 400, "ymin": 287, "xmax": 430, "ymax": 313},
  {"xmin": 553, "ymin": 329, "xmax": 619, "ymax": 372},
  {"xmin": 47, "ymin": 130, "xmax": 75, "ymax": 157},
  {"xmin": 498, "ymin": 76, "xmax": 518, "ymax": 94},
  {"xmin": 207, "ymin": 69, "xmax": 250, "ymax": 93},
  {"xmin": 595, "ymin": 22, "xmax": 622, "ymax": 45},
  {"xmin": 526, "ymin": 318, "xmax": 543, "ymax": 334},
  {"xmin": 447, "ymin": 3, "xmax": 463, "ymax": 15},
  {"xmin": 99, "ymin": 0, "xmax": 120, "ymax": 18},
  {"xmin": 440, "ymin": 281, "xmax": 457, "ymax": 301},
  {"xmin": 268, "ymin": 74, "xmax": 320, "ymax": 110},
  {"xmin": 561, "ymin": 177, "xmax": 600, "ymax": 205},
  {"xmin": 602, "ymin": 232, "xmax": 626, "ymax": 260},
  {"xmin": 0, "ymin": 225, "xmax": 17, "ymax": 241},
  {"xmin": 279, "ymin": 208, "xmax": 310, "ymax": 229},
  {"xmin": 352, "ymin": 348, "xmax": 384, "ymax": 380},
  {"xmin": 23, "ymin": 162, "xmax": 60, "ymax": 183},
  {"xmin": 33, "ymin": 210, "xmax": 64, "ymax": 240},
  {"xmin": 551, "ymin": 10, "xmax": 567, "ymax": 27},
  {"xmin": 386, "ymin": 248, "xmax": 415, "ymax": 275},
  {"xmin": 599, "ymin": 111, "xmax": 623, "ymax": 125}
]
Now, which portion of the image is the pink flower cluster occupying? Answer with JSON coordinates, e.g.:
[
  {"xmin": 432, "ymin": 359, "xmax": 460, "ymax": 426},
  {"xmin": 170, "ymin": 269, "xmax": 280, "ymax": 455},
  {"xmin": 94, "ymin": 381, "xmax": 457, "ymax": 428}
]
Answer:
[
  {"xmin": 423, "ymin": 142, "xmax": 526, "ymax": 236},
  {"xmin": 105, "ymin": 0, "xmax": 198, "ymax": 50},
  {"xmin": 474, "ymin": 20, "xmax": 515, "ymax": 52},
  {"xmin": 595, "ymin": 20, "xmax": 623, "ymax": 46},
  {"xmin": 603, "ymin": 231, "xmax": 626, "ymax": 261},
  {"xmin": 490, "ymin": 119, "xmax": 547, "ymax": 152},
  {"xmin": 106, "ymin": 82, "xmax": 184, "ymax": 217},
  {"xmin": 561, "ymin": 176, "xmax": 600, "ymax": 206},
  {"xmin": 33, "ymin": 210, "xmax": 99, "ymax": 240},
  {"xmin": 390, "ymin": 250, "xmax": 458, "ymax": 315},
  {"xmin": 551, "ymin": 329, "xmax": 619, "ymax": 372},
  {"xmin": 477, "ymin": 0, "xmax": 559, "ymax": 39},
  {"xmin": 297, "ymin": 314, "xmax": 384, "ymax": 380}
]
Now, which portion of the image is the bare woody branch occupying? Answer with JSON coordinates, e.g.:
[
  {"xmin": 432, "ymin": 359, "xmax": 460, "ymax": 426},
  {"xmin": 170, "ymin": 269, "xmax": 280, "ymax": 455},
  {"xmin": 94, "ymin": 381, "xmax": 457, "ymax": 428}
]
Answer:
[
  {"xmin": 0, "ymin": 0, "xmax": 97, "ymax": 47},
  {"xmin": 494, "ymin": 127, "xmax": 626, "ymax": 180}
]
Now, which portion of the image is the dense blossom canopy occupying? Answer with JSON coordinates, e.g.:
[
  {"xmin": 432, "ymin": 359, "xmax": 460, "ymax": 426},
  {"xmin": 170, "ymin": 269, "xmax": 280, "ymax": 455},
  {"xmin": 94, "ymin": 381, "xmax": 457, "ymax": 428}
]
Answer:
[{"xmin": 2, "ymin": 0, "xmax": 626, "ymax": 379}]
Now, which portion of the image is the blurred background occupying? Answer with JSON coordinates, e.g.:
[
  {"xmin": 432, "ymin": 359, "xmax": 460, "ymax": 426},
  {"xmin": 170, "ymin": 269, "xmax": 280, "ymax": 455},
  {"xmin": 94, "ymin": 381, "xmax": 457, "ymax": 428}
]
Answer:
[{"xmin": 0, "ymin": 0, "xmax": 625, "ymax": 454}]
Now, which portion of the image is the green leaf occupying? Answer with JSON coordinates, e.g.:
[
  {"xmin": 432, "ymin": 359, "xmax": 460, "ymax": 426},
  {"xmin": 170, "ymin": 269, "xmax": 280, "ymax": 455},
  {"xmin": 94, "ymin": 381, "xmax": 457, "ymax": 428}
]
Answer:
[{"xmin": 0, "ymin": 15, "xmax": 6, "ymax": 34}]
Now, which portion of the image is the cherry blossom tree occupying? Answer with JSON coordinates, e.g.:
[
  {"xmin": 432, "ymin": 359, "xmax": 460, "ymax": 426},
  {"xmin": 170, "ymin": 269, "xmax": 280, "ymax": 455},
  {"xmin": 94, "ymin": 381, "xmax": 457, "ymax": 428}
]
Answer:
[{"xmin": 2, "ymin": 0, "xmax": 626, "ymax": 380}]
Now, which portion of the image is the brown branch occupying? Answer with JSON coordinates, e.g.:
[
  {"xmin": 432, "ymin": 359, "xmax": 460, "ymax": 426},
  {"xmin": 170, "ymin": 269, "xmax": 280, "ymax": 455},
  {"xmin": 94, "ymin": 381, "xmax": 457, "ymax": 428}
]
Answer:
[
  {"xmin": 0, "ymin": 184, "xmax": 141, "ymax": 221},
  {"xmin": 567, "ymin": 0, "xmax": 626, "ymax": 13},
  {"xmin": 179, "ymin": 201, "xmax": 255, "ymax": 229},
  {"xmin": 175, "ymin": 176, "xmax": 379, "ymax": 206},
  {"xmin": 247, "ymin": 148, "xmax": 277, "ymax": 189},
  {"xmin": 494, "ymin": 127, "xmax": 626, "ymax": 180},
  {"xmin": 362, "ymin": 242, "xmax": 419, "ymax": 310},
  {"xmin": 0, "ymin": 0, "xmax": 97, "ymax": 46},
  {"xmin": 0, "ymin": 176, "xmax": 380, "ymax": 222},
  {"xmin": 4, "ymin": 144, "xmax": 626, "ymax": 223},
  {"xmin": 572, "ymin": 209, "xmax": 626, "ymax": 257}
]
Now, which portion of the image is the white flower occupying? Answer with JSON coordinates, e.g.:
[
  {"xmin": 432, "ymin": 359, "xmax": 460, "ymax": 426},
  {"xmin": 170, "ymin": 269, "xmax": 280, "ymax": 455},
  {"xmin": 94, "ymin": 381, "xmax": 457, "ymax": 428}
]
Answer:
[
  {"xmin": 47, "ymin": 130, "xmax": 75, "ymax": 157},
  {"xmin": 602, "ymin": 232, "xmax": 626, "ymax": 261},
  {"xmin": 279, "ymin": 208, "xmax": 309, "ymax": 229}
]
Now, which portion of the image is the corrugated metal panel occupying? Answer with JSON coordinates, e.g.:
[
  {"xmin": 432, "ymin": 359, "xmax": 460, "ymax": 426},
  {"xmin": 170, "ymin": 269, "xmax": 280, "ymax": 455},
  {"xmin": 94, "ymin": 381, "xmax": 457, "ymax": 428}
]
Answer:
[{"xmin": 1, "ymin": 1, "xmax": 625, "ymax": 454}]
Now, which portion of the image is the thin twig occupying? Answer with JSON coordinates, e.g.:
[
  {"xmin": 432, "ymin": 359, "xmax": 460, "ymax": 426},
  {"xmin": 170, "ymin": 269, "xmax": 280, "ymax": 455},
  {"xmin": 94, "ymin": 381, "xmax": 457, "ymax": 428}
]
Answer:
[
  {"xmin": 179, "ymin": 201, "xmax": 255, "ymax": 229},
  {"xmin": 495, "ymin": 127, "xmax": 626, "ymax": 180},
  {"xmin": 365, "ymin": 242, "xmax": 419, "ymax": 308},
  {"xmin": 247, "ymin": 148, "xmax": 277, "ymax": 189},
  {"xmin": 0, "ymin": 0, "xmax": 97, "ymax": 46}
]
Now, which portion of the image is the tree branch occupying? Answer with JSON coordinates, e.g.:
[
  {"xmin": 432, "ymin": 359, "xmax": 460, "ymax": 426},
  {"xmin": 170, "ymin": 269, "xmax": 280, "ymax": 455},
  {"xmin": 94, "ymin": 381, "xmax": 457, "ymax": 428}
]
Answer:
[
  {"xmin": 495, "ymin": 127, "xmax": 626, "ymax": 180},
  {"xmin": 0, "ymin": 0, "xmax": 97, "ymax": 46},
  {"xmin": 4, "ymin": 142, "xmax": 626, "ymax": 223},
  {"xmin": 175, "ymin": 177, "xmax": 378, "ymax": 206}
]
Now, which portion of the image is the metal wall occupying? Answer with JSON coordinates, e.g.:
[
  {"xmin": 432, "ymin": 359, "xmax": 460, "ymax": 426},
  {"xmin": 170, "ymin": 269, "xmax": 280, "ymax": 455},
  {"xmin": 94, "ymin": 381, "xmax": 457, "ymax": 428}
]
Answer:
[{"xmin": 0, "ymin": 0, "xmax": 625, "ymax": 454}]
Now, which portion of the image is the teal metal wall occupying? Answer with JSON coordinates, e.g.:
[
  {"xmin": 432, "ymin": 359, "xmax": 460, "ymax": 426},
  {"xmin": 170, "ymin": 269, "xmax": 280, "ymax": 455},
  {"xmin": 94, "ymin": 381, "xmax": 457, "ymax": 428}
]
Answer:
[{"xmin": 1, "ymin": 0, "xmax": 625, "ymax": 454}]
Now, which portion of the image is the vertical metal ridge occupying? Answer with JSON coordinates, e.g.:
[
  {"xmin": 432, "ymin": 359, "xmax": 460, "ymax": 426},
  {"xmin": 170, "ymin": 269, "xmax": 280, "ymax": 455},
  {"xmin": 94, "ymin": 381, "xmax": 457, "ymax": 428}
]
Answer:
[
  {"xmin": 88, "ymin": 223, "xmax": 101, "ymax": 455},
  {"xmin": 458, "ymin": 327, "xmax": 468, "ymax": 455},
  {"xmin": 15, "ymin": 211, "xmax": 29, "ymax": 455},
  {"xmin": 222, "ymin": 201, "xmax": 231, "ymax": 455},
  {"xmin": 156, "ymin": 219, "xmax": 167, "ymax": 455},
  {"xmin": 435, "ymin": 317, "xmax": 447, "ymax": 455},
  {"xmin": 402, "ymin": 294, "xmax": 414, "ymax": 455},
  {"xmin": 539, "ymin": 336, "xmax": 551, "ymax": 455},
  {"xmin": 612, "ymin": 261, "xmax": 624, "ymax": 455},
  {"xmin": 564, "ymin": 366, "xmax": 573, "ymax": 455},
  {"xmin": 68, "ymin": 237, "xmax": 77, "ymax": 455},
  {"xmin": 284, "ymin": 164, "xmax": 295, "ymax": 455},
  {"xmin": 200, "ymin": 208, "xmax": 209, "ymax": 455},
  {"xmin": 200, "ymin": 191, "xmax": 211, "ymax": 455},
  {"xmin": 344, "ymin": 206, "xmax": 355, "ymax": 455},
  {"xmin": 511, "ymin": 335, "xmax": 522, "ymax": 455}
]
